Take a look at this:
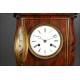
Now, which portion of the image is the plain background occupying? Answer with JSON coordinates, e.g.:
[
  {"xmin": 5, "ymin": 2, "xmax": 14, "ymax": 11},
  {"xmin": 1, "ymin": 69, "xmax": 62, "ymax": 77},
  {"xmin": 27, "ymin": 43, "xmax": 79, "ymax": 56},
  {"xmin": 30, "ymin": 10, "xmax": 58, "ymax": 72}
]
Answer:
[{"xmin": 0, "ymin": 13, "xmax": 80, "ymax": 66}]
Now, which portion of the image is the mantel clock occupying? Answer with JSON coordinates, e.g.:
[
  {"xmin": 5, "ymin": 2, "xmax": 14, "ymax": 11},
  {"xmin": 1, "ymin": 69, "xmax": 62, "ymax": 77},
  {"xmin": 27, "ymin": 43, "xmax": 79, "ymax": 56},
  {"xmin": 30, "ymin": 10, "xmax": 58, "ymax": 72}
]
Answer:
[{"xmin": 14, "ymin": 13, "xmax": 76, "ymax": 66}]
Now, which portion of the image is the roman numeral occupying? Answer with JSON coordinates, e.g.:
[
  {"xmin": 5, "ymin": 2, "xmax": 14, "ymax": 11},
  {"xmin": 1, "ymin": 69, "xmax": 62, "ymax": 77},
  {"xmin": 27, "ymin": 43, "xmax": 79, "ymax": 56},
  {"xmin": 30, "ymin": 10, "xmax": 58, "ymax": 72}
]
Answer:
[
  {"xmin": 54, "ymin": 40, "xmax": 58, "ymax": 42},
  {"xmin": 38, "ymin": 48, "xmax": 41, "ymax": 52},
  {"xmin": 53, "ymin": 35, "xmax": 57, "ymax": 38},
  {"xmin": 38, "ymin": 30, "xmax": 41, "ymax": 34},
  {"xmin": 32, "ymin": 41, "xmax": 36, "ymax": 42},
  {"xmin": 44, "ymin": 28, "xmax": 46, "ymax": 32}
]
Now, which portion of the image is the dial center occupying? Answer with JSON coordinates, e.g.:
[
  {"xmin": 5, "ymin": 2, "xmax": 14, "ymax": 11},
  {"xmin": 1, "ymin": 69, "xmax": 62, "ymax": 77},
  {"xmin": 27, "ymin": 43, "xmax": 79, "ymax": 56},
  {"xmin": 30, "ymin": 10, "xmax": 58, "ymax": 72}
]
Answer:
[{"xmin": 43, "ymin": 40, "xmax": 47, "ymax": 43}]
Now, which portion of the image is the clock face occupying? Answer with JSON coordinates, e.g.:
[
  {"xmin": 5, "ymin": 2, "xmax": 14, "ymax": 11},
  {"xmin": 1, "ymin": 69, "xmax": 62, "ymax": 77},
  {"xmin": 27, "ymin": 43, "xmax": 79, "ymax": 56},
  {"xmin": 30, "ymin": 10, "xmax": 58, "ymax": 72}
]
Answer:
[{"xmin": 29, "ymin": 25, "xmax": 63, "ymax": 59}]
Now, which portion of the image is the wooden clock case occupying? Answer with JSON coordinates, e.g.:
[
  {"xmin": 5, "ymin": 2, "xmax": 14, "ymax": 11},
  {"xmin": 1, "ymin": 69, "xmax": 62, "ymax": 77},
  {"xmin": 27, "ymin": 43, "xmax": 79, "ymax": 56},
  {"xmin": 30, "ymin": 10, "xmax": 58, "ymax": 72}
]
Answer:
[{"xmin": 14, "ymin": 13, "xmax": 76, "ymax": 66}]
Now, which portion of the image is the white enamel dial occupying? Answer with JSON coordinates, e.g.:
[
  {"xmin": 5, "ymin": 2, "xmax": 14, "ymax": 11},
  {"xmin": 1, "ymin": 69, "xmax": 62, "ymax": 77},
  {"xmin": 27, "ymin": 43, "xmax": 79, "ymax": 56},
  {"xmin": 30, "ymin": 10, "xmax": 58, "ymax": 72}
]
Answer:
[{"xmin": 29, "ymin": 25, "xmax": 63, "ymax": 59}]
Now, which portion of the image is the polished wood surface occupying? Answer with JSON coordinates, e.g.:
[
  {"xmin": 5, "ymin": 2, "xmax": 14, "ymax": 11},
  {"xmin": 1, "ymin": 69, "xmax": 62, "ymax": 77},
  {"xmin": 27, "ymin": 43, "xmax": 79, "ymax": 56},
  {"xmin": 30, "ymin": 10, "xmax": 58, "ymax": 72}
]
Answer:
[{"xmin": 15, "ymin": 13, "xmax": 76, "ymax": 66}]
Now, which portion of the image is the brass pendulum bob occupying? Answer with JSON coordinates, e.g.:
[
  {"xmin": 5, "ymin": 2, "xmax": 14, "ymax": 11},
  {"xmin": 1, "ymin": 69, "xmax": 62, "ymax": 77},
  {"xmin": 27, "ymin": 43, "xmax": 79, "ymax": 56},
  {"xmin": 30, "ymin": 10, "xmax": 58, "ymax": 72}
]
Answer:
[{"xmin": 14, "ymin": 18, "xmax": 28, "ymax": 66}]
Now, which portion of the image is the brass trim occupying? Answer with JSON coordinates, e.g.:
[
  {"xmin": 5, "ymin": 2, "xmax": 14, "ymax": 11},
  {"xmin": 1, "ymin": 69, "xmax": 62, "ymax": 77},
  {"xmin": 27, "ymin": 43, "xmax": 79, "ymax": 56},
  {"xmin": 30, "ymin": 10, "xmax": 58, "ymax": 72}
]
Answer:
[
  {"xmin": 28, "ymin": 24, "xmax": 63, "ymax": 59},
  {"xmin": 66, "ymin": 18, "xmax": 70, "ymax": 65},
  {"xmin": 14, "ymin": 17, "xmax": 70, "ymax": 63}
]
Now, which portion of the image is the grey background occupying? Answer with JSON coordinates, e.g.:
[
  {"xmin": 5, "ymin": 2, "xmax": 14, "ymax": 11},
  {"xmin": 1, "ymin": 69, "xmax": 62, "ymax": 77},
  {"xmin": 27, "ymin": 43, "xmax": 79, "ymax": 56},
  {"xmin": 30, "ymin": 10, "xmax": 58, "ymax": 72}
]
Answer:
[
  {"xmin": 0, "ymin": 13, "xmax": 80, "ymax": 66},
  {"xmin": 74, "ymin": 14, "xmax": 80, "ymax": 66},
  {"xmin": 0, "ymin": 13, "xmax": 16, "ymax": 66}
]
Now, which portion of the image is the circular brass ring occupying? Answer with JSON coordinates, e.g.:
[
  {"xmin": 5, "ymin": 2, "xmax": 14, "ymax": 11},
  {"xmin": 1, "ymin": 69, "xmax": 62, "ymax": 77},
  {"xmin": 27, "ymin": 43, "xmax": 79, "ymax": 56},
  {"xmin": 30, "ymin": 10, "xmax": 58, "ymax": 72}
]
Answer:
[{"xmin": 29, "ymin": 24, "xmax": 63, "ymax": 59}]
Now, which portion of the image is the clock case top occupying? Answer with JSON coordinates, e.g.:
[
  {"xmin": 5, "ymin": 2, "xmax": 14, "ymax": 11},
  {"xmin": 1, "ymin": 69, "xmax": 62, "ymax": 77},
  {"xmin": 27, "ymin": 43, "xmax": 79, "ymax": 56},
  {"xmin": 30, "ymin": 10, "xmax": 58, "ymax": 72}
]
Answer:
[
  {"xmin": 14, "ymin": 13, "xmax": 76, "ymax": 66},
  {"xmin": 14, "ymin": 13, "xmax": 77, "ymax": 18}
]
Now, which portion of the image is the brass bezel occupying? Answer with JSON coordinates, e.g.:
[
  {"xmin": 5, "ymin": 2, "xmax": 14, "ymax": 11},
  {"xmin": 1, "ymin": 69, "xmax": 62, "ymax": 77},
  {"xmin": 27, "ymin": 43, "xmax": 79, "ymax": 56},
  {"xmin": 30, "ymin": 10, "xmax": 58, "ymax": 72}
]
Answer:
[{"xmin": 29, "ymin": 24, "xmax": 63, "ymax": 59}]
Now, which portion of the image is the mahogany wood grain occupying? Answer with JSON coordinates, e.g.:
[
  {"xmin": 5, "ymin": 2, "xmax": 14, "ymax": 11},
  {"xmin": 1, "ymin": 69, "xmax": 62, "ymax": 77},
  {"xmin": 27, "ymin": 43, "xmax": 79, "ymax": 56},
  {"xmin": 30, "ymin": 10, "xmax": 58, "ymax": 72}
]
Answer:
[{"xmin": 15, "ymin": 13, "xmax": 76, "ymax": 66}]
